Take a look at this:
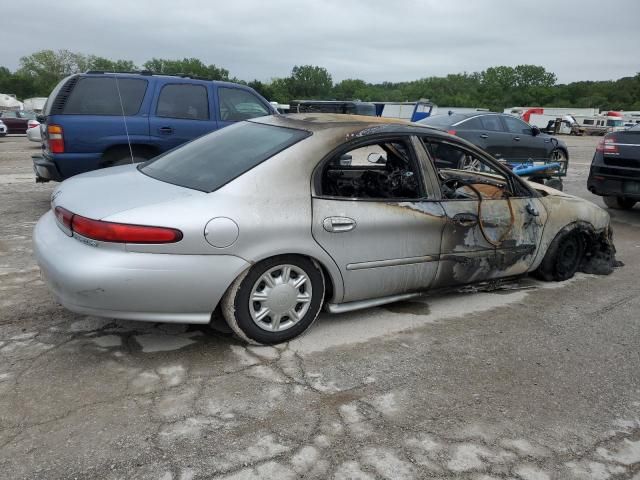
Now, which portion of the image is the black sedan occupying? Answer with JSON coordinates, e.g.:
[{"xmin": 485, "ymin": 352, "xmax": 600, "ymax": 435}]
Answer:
[
  {"xmin": 588, "ymin": 124, "xmax": 640, "ymax": 210},
  {"xmin": 418, "ymin": 112, "xmax": 569, "ymax": 165}
]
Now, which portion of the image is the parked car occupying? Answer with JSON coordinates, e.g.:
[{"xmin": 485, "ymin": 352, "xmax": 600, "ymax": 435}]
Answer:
[
  {"xmin": 0, "ymin": 119, "xmax": 6, "ymax": 137},
  {"xmin": 417, "ymin": 112, "xmax": 569, "ymax": 164},
  {"xmin": 33, "ymin": 72, "xmax": 277, "ymax": 182},
  {"xmin": 26, "ymin": 121, "xmax": 41, "ymax": 143},
  {"xmin": 34, "ymin": 114, "xmax": 616, "ymax": 344},
  {"xmin": 587, "ymin": 123, "xmax": 640, "ymax": 209},
  {"xmin": 0, "ymin": 110, "xmax": 36, "ymax": 134}
]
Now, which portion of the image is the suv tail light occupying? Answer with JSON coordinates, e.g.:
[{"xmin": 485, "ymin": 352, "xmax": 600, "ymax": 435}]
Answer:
[
  {"xmin": 596, "ymin": 137, "xmax": 618, "ymax": 154},
  {"xmin": 47, "ymin": 124, "xmax": 65, "ymax": 153},
  {"xmin": 54, "ymin": 206, "xmax": 182, "ymax": 244}
]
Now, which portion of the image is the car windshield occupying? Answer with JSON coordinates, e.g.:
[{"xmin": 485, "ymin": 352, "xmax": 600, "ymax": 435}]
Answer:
[
  {"xmin": 140, "ymin": 121, "xmax": 309, "ymax": 193},
  {"xmin": 417, "ymin": 113, "xmax": 468, "ymax": 128}
]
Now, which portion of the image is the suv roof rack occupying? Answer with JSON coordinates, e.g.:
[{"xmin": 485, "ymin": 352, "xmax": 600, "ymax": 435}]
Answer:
[
  {"xmin": 84, "ymin": 70, "xmax": 218, "ymax": 81},
  {"xmin": 85, "ymin": 70, "xmax": 154, "ymax": 76}
]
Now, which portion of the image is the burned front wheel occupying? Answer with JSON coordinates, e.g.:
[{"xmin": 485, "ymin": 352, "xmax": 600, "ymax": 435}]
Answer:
[
  {"xmin": 534, "ymin": 231, "xmax": 584, "ymax": 281},
  {"xmin": 221, "ymin": 255, "xmax": 325, "ymax": 344}
]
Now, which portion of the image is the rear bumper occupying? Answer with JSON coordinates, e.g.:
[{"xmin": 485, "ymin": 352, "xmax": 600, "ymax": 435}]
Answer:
[
  {"xmin": 32, "ymin": 154, "xmax": 63, "ymax": 182},
  {"xmin": 33, "ymin": 211, "xmax": 250, "ymax": 324},
  {"xmin": 588, "ymin": 163, "xmax": 640, "ymax": 199},
  {"xmin": 33, "ymin": 151, "xmax": 104, "ymax": 181}
]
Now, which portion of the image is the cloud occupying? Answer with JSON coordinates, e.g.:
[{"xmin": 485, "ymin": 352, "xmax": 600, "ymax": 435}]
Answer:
[{"xmin": 1, "ymin": 0, "xmax": 637, "ymax": 83}]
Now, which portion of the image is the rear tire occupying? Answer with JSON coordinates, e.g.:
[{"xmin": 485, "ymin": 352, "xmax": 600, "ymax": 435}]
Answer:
[
  {"xmin": 221, "ymin": 255, "xmax": 325, "ymax": 344},
  {"xmin": 603, "ymin": 196, "xmax": 636, "ymax": 210},
  {"xmin": 535, "ymin": 230, "xmax": 584, "ymax": 281}
]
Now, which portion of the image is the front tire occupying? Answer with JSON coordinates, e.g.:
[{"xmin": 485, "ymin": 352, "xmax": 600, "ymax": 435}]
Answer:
[
  {"xmin": 221, "ymin": 255, "xmax": 325, "ymax": 344},
  {"xmin": 535, "ymin": 231, "xmax": 584, "ymax": 281},
  {"xmin": 603, "ymin": 196, "xmax": 636, "ymax": 210}
]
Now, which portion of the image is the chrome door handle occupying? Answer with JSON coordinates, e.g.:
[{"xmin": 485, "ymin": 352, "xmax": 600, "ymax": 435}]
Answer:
[
  {"xmin": 480, "ymin": 134, "xmax": 488, "ymax": 139},
  {"xmin": 513, "ymin": 136, "xmax": 521, "ymax": 141},
  {"xmin": 452, "ymin": 213, "xmax": 478, "ymax": 227},
  {"xmin": 323, "ymin": 217, "xmax": 356, "ymax": 233}
]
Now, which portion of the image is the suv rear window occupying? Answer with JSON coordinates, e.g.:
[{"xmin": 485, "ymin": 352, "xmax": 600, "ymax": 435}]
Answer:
[
  {"xmin": 140, "ymin": 122, "xmax": 310, "ymax": 192},
  {"xmin": 63, "ymin": 77, "xmax": 147, "ymax": 115}
]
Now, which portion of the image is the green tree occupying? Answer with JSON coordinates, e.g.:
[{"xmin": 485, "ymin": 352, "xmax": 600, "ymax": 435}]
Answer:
[
  {"xmin": 332, "ymin": 79, "xmax": 368, "ymax": 100},
  {"xmin": 86, "ymin": 56, "xmax": 137, "ymax": 72},
  {"xmin": 17, "ymin": 49, "xmax": 92, "ymax": 96},
  {"xmin": 142, "ymin": 58, "xmax": 229, "ymax": 80},
  {"xmin": 287, "ymin": 65, "xmax": 333, "ymax": 99}
]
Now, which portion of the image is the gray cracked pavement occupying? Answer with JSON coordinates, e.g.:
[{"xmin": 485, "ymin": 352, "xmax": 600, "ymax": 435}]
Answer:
[{"xmin": 0, "ymin": 135, "xmax": 639, "ymax": 479}]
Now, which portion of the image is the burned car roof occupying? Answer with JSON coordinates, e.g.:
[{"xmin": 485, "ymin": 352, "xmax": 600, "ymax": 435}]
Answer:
[{"xmin": 252, "ymin": 113, "xmax": 447, "ymax": 137}]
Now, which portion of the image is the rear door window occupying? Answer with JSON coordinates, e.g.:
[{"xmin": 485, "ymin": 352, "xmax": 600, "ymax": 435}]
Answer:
[
  {"xmin": 480, "ymin": 115, "xmax": 504, "ymax": 131},
  {"xmin": 63, "ymin": 77, "xmax": 147, "ymax": 115},
  {"xmin": 218, "ymin": 88, "xmax": 269, "ymax": 121},
  {"xmin": 156, "ymin": 84, "xmax": 209, "ymax": 120},
  {"xmin": 140, "ymin": 122, "xmax": 309, "ymax": 192},
  {"xmin": 458, "ymin": 117, "xmax": 482, "ymax": 129}
]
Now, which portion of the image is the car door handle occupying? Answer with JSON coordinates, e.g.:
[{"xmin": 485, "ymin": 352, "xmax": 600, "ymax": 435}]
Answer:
[
  {"xmin": 452, "ymin": 213, "xmax": 478, "ymax": 227},
  {"xmin": 513, "ymin": 136, "xmax": 521, "ymax": 141},
  {"xmin": 158, "ymin": 126, "xmax": 174, "ymax": 135},
  {"xmin": 479, "ymin": 134, "xmax": 488, "ymax": 139},
  {"xmin": 323, "ymin": 217, "xmax": 356, "ymax": 233}
]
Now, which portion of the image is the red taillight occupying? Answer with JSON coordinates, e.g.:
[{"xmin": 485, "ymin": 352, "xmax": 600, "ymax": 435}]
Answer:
[
  {"xmin": 47, "ymin": 124, "xmax": 64, "ymax": 153},
  {"xmin": 71, "ymin": 214, "xmax": 183, "ymax": 244},
  {"xmin": 596, "ymin": 137, "xmax": 618, "ymax": 154},
  {"xmin": 27, "ymin": 120, "xmax": 39, "ymax": 129},
  {"xmin": 54, "ymin": 206, "xmax": 73, "ymax": 230},
  {"xmin": 54, "ymin": 207, "xmax": 182, "ymax": 244},
  {"xmin": 447, "ymin": 129, "xmax": 457, "ymax": 136}
]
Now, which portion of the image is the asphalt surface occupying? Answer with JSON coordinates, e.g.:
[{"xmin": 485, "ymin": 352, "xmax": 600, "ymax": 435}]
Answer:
[{"xmin": 0, "ymin": 135, "xmax": 638, "ymax": 480}]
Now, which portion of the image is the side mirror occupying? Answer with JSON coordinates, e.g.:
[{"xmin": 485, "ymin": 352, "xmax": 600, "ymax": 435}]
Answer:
[
  {"xmin": 36, "ymin": 114, "xmax": 46, "ymax": 123},
  {"xmin": 531, "ymin": 126, "xmax": 541, "ymax": 136}
]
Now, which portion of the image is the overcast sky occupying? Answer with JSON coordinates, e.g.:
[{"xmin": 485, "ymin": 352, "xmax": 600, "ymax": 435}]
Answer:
[{"xmin": 2, "ymin": 0, "xmax": 638, "ymax": 84}]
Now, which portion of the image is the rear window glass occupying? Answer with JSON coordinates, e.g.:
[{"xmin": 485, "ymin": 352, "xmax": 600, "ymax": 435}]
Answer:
[
  {"xmin": 418, "ymin": 113, "xmax": 467, "ymax": 128},
  {"xmin": 63, "ymin": 77, "xmax": 147, "ymax": 115},
  {"xmin": 140, "ymin": 122, "xmax": 310, "ymax": 192}
]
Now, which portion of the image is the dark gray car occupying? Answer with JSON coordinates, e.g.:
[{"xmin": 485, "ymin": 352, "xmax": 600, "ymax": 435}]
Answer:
[{"xmin": 418, "ymin": 112, "xmax": 569, "ymax": 164}]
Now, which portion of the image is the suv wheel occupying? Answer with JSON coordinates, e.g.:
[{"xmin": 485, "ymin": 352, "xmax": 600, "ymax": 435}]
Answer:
[
  {"xmin": 103, "ymin": 148, "xmax": 154, "ymax": 168},
  {"xmin": 603, "ymin": 196, "xmax": 636, "ymax": 210}
]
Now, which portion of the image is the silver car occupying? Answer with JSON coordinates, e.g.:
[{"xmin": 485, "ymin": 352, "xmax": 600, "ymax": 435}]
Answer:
[{"xmin": 34, "ymin": 114, "xmax": 616, "ymax": 344}]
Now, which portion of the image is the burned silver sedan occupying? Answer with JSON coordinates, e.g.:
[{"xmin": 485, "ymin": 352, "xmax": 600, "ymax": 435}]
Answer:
[{"xmin": 34, "ymin": 114, "xmax": 616, "ymax": 344}]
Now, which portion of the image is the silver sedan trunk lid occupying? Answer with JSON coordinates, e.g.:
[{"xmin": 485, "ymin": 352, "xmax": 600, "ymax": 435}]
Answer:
[{"xmin": 51, "ymin": 164, "xmax": 201, "ymax": 219}]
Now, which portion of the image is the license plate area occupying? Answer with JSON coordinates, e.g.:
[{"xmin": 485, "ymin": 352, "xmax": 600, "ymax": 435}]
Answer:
[{"xmin": 622, "ymin": 181, "xmax": 640, "ymax": 194}]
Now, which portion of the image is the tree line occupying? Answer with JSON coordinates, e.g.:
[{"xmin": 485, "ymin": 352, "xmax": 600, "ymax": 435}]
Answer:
[{"xmin": 2, "ymin": 49, "xmax": 639, "ymax": 112}]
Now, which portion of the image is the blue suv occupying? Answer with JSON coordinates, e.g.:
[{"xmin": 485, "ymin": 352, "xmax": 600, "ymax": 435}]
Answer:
[{"xmin": 33, "ymin": 71, "xmax": 277, "ymax": 181}]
